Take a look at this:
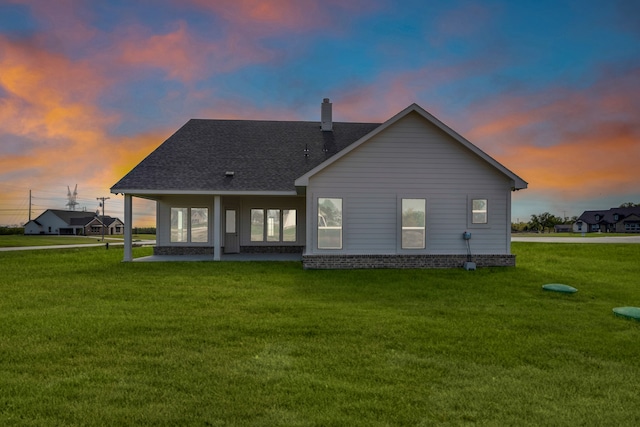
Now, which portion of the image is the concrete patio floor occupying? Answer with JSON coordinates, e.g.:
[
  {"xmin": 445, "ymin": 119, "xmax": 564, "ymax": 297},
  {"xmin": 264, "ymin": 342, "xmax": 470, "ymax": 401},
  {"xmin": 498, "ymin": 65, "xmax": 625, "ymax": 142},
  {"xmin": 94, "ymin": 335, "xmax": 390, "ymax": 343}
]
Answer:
[{"xmin": 132, "ymin": 253, "xmax": 303, "ymax": 262}]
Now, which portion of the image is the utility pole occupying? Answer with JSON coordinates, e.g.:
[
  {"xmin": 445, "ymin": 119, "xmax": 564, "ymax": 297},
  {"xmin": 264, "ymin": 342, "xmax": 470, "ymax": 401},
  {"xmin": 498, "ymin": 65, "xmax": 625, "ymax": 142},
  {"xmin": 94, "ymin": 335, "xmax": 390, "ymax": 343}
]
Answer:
[
  {"xmin": 28, "ymin": 190, "xmax": 32, "ymax": 222},
  {"xmin": 96, "ymin": 197, "xmax": 110, "ymax": 241}
]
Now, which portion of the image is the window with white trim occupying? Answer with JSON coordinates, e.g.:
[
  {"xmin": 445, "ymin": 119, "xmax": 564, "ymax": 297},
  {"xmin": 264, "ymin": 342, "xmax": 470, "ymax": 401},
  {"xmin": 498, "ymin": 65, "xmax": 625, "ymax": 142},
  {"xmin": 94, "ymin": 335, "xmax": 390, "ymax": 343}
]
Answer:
[
  {"xmin": 250, "ymin": 208, "xmax": 297, "ymax": 242},
  {"xmin": 170, "ymin": 207, "xmax": 209, "ymax": 243},
  {"xmin": 471, "ymin": 199, "xmax": 488, "ymax": 224},
  {"xmin": 402, "ymin": 198, "xmax": 425, "ymax": 249},
  {"xmin": 318, "ymin": 198, "xmax": 342, "ymax": 249}
]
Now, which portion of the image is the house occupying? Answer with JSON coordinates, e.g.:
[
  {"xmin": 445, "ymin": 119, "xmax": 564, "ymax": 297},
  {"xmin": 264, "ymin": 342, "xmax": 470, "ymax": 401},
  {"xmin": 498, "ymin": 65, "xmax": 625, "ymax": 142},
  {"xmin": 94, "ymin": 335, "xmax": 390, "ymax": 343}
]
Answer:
[
  {"xmin": 574, "ymin": 207, "xmax": 640, "ymax": 233},
  {"xmin": 24, "ymin": 209, "xmax": 124, "ymax": 236},
  {"xmin": 111, "ymin": 100, "xmax": 527, "ymax": 268},
  {"xmin": 554, "ymin": 224, "xmax": 573, "ymax": 233}
]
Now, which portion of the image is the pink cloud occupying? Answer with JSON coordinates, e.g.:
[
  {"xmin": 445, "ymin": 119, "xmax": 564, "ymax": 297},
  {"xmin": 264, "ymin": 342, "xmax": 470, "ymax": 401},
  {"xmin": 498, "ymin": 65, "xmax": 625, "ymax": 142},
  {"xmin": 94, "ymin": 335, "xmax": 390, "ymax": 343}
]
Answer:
[
  {"xmin": 328, "ymin": 60, "xmax": 500, "ymax": 122},
  {"xmin": 113, "ymin": 0, "xmax": 379, "ymax": 83},
  {"xmin": 9, "ymin": 0, "xmax": 98, "ymax": 52},
  {"xmin": 185, "ymin": 0, "xmax": 373, "ymax": 32},
  {"xmin": 114, "ymin": 21, "xmax": 278, "ymax": 82},
  {"xmin": 464, "ymin": 66, "xmax": 640, "ymax": 200}
]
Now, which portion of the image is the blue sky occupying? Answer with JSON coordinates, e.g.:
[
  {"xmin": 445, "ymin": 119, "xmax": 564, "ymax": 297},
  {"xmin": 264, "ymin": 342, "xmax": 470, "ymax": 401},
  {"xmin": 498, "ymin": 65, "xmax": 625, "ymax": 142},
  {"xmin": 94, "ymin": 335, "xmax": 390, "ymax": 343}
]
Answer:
[{"xmin": 1, "ymin": 0, "xmax": 638, "ymax": 226}]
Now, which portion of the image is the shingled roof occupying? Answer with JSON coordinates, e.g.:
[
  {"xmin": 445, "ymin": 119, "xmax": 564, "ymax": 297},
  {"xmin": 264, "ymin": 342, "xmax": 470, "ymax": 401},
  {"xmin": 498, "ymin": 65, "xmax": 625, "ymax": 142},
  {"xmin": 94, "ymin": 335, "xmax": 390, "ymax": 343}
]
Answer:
[
  {"xmin": 111, "ymin": 119, "xmax": 381, "ymax": 194},
  {"xmin": 48, "ymin": 209, "xmax": 96, "ymax": 225},
  {"xmin": 577, "ymin": 207, "xmax": 640, "ymax": 224}
]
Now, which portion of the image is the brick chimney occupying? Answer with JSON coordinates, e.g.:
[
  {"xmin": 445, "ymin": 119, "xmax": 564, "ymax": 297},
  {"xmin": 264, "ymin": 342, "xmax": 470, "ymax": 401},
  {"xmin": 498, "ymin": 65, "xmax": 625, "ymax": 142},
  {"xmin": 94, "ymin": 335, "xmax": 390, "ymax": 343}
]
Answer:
[{"xmin": 321, "ymin": 98, "xmax": 332, "ymax": 131}]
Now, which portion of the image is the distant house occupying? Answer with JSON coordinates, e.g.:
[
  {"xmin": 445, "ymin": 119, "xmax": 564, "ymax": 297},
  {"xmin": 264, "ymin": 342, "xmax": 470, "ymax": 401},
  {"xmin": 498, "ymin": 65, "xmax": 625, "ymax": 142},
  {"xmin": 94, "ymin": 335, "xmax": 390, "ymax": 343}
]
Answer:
[
  {"xmin": 554, "ymin": 224, "xmax": 573, "ymax": 233},
  {"xmin": 24, "ymin": 209, "xmax": 124, "ymax": 236},
  {"xmin": 574, "ymin": 207, "xmax": 640, "ymax": 233},
  {"xmin": 111, "ymin": 100, "xmax": 527, "ymax": 268}
]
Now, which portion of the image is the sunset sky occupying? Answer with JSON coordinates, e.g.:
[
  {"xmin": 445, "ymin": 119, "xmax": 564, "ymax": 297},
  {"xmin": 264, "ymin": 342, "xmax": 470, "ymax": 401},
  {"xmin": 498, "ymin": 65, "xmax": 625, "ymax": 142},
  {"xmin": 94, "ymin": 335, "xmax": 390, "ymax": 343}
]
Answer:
[{"xmin": 1, "ymin": 0, "xmax": 638, "ymax": 227}]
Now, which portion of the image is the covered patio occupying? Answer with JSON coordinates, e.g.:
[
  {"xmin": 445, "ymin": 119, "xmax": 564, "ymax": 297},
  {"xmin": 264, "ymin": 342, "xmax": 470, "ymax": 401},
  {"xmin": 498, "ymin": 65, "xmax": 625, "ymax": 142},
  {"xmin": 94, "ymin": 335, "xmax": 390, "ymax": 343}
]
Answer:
[{"xmin": 131, "ymin": 252, "xmax": 302, "ymax": 262}]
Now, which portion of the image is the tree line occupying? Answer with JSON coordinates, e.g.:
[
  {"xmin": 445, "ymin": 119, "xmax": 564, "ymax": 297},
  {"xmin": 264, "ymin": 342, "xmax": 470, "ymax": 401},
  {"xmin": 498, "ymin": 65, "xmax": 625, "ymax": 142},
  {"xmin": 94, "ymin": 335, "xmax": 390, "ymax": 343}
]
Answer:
[{"xmin": 512, "ymin": 213, "xmax": 571, "ymax": 233}]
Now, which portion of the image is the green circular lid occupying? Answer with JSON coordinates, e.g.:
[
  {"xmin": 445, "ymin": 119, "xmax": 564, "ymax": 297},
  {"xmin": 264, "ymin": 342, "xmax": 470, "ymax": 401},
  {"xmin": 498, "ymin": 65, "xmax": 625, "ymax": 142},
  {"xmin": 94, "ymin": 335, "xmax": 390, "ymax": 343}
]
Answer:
[
  {"xmin": 613, "ymin": 307, "xmax": 640, "ymax": 321},
  {"xmin": 542, "ymin": 284, "xmax": 577, "ymax": 293}
]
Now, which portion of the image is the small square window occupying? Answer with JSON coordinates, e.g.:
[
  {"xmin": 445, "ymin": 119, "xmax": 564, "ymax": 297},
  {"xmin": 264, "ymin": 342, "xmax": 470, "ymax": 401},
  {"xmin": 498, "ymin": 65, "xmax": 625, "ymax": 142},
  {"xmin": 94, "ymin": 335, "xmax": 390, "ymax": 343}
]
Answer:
[{"xmin": 472, "ymin": 199, "xmax": 488, "ymax": 224}]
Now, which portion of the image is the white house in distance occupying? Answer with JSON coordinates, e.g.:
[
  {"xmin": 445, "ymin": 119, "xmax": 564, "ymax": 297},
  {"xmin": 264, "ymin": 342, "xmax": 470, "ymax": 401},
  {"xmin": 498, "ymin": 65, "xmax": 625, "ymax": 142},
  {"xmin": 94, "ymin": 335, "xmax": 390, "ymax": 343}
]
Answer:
[
  {"xmin": 111, "ymin": 100, "xmax": 527, "ymax": 268},
  {"xmin": 24, "ymin": 209, "xmax": 124, "ymax": 236}
]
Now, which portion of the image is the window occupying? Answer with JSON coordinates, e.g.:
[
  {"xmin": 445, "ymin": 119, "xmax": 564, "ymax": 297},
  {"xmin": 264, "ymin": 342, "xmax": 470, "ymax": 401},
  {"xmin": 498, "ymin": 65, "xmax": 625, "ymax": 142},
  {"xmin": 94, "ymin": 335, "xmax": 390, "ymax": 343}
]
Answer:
[
  {"xmin": 626, "ymin": 223, "xmax": 639, "ymax": 232},
  {"xmin": 251, "ymin": 208, "xmax": 296, "ymax": 243},
  {"xmin": 191, "ymin": 208, "xmax": 208, "ymax": 242},
  {"xmin": 251, "ymin": 209, "xmax": 264, "ymax": 241},
  {"xmin": 267, "ymin": 209, "xmax": 280, "ymax": 241},
  {"xmin": 283, "ymin": 209, "xmax": 297, "ymax": 242},
  {"xmin": 318, "ymin": 198, "xmax": 342, "ymax": 249},
  {"xmin": 171, "ymin": 208, "xmax": 188, "ymax": 242},
  {"xmin": 226, "ymin": 210, "xmax": 236, "ymax": 234},
  {"xmin": 471, "ymin": 199, "xmax": 488, "ymax": 224},
  {"xmin": 402, "ymin": 198, "xmax": 425, "ymax": 249},
  {"xmin": 171, "ymin": 207, "xmax": 208, "ymax": 243}
]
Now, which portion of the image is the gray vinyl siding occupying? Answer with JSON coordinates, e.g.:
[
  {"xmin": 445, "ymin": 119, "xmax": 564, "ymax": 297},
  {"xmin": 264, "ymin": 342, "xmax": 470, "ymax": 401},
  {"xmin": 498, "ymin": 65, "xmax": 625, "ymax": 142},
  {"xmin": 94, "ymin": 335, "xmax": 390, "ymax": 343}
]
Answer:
[{"xmin": 306, "ymin": 112, "xmax": 512, "ymax": 255}]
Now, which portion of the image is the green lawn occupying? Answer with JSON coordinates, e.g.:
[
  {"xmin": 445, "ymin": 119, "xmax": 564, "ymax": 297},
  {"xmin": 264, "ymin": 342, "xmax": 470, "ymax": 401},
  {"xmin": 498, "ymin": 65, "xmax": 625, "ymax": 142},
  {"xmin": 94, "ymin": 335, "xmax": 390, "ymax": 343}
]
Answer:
[
  {"xmin": 1, "ymin": 244, "xmax": 639, "ymax": 425},
  {"xmin": 513, "ymin": 232, "xmax": 631, "ymax": 238},
  {"xmin": 0, "ymin": 234, "xmax": 155, "ymax": 248}
]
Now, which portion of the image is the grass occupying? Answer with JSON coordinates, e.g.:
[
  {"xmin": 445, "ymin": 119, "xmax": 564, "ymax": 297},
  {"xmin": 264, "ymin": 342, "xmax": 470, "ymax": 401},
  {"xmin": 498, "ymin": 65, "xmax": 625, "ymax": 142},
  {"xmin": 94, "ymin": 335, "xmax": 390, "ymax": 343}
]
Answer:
[
  {"xmin": 0, "ymin": 234, "xmax": 155, "ymax": 248},
  {"xmin": 0, "ymin": 243, "xmax": 639, "ymax": 425},
  {"xmin": 512, "ymin": 232, "xmax": 631, "ymax": 238}
]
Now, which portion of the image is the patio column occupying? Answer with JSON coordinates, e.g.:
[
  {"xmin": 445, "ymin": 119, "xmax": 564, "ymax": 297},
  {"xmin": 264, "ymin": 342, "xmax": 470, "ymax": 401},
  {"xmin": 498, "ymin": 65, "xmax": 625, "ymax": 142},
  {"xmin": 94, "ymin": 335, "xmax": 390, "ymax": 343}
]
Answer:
[
  {"xmin": 123, "ymin": 194, "xmax": 133, "ymax": 262},
  {"xmin": 213, "ymin": 195, "xmax": 221, "ymax": 260}
]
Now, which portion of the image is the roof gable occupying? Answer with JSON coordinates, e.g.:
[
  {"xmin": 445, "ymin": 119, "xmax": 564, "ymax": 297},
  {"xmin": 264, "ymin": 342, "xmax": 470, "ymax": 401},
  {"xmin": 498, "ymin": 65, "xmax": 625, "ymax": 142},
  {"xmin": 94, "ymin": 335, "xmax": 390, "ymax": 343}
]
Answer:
[
  {"xmin": 38, "ymin": 209, "xmax": 96, "ymax": 225},
  {"xmin": 577, "ymin": 210, "xmax": 607, "ymax": 223},
  {"xmin": 294, "ymin": 103, "xmax": 527, "ymax": 190},
  {"xmin": 623, "ymin": 213, "xmax": 640, "ymax": 222}
]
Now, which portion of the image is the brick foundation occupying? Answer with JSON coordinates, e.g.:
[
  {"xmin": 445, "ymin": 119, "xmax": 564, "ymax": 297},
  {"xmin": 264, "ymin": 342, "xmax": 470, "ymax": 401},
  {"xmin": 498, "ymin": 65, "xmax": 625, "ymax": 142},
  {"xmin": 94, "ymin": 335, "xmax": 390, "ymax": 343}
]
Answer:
[
  {"xmin": 239, "ymin": 246, "xmax": 304, "ymax": 254},
  {"xmin": 302, "ymin": 254, "xmax": 516, "ymax": 269},
  {"xmin": 154, "ymin": 246, "xmax": 214, "ymax": 256}
]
